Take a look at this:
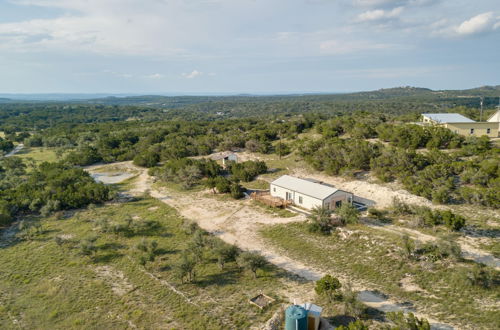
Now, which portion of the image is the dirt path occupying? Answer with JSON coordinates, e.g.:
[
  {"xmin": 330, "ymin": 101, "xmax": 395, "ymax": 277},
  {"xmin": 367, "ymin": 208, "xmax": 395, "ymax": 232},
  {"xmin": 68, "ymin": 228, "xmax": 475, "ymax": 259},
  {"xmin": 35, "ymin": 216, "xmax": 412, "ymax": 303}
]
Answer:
[
  {"xmin": 85, "ymin": 162, "xmax": 458, "ymax": 329},
  {"xmin": 3, "ymin": 143, "xmax": 24, "ymax": 158}
]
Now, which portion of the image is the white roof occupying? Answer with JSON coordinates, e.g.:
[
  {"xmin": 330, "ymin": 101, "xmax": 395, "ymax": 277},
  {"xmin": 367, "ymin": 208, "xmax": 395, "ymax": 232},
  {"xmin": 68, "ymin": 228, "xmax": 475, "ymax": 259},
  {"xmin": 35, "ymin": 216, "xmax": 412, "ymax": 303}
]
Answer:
[
  {"xmin": 299, "ymin": 303, "xmax": 323, "ymax": 316},
  {"xmin": 271, "ymin": 175, "xmax": 339, "ymax": 200},
  {"xmin": 422, "ymin": 113, "xmax": 475, "ymax": 123}
]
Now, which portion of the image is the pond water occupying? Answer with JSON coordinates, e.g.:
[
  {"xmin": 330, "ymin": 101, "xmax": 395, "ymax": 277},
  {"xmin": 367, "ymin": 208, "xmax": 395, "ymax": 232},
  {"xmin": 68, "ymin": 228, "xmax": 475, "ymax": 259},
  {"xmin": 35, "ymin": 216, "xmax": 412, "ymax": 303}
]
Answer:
[{"xmin": 91, "ymin": 172, "xmax": 135, "ymax": 184}]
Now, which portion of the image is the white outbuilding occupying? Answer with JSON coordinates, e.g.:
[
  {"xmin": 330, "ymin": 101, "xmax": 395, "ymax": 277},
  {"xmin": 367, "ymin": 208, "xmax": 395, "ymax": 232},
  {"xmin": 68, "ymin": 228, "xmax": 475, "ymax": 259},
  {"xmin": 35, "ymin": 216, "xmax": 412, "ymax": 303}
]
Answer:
[{"xmin": 270, "ymin": 175, "xmax": 353, "ymax": 210}]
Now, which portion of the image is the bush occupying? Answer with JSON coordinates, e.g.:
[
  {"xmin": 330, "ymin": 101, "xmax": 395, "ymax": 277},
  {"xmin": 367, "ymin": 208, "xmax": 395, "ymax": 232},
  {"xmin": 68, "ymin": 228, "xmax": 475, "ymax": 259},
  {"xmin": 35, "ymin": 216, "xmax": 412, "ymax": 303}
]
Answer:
[
  {"xmin": 227, "ymin": 160, "xmax": 267, "ymax": 182},
  {"xmin": 237, "ymin": 251, "xmax": 267, "ymax": 278},
  {"xmin": 230, "ymin": 182, "xmax": 245, "ymax": 199},
  {"xmin": 439, "ymin": 210, "xmax": 466, "ymax": 231},
  {"xmin": 336, "ymin": 320, "xmax": 368, "ymax": 330},
  {"xmin": 315, "ymin": 275, "xmax": 341, "ymax": 302},
  {"xmin": 213, "ymin": 242, "xmax": 239, "ymax": 269},
  {"xmin": 308, "ymin": 207, "xmax": 333, "ymax": 234},
  {"xmin": 336, "ymin": 203, "xmax": 359, "ymax": 225},
  {"xmin": 467, "ymin": 264, "xmax": 497, "ymax": 289},
  {"xmin": 133, "ymin": 151, "xmax": 160, "ymax": 168},
  {"xmin": 0, "ymin": 201, "xmax": 13, "ymax": 226},
  {"xmin": 367, "ymin": 207, "xmax": 391, "ymax": 223},
  {"xmin": 386, "ymin": 311, "xmax": 430, "ymax": 330}
]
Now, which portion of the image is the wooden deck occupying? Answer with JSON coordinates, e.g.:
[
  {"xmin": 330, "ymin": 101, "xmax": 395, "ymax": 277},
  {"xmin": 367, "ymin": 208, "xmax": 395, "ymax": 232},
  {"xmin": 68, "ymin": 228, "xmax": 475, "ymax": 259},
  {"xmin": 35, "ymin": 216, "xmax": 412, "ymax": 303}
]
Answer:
[{"xmin": 250, "ymin": 191, "xmax": 291, "ymax": 208}]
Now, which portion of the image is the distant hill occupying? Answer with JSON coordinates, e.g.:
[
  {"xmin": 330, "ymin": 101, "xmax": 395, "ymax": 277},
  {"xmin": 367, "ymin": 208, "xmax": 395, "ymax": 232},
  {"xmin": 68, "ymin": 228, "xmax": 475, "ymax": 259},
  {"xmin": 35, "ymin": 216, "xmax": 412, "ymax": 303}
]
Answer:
[
  {"xmin": 1, "ymin": 86, "xmax": 499, "ymax": 105},
  {"xmin": 77, "ymin": 85, "xmax": 500, "ymax": 106}
]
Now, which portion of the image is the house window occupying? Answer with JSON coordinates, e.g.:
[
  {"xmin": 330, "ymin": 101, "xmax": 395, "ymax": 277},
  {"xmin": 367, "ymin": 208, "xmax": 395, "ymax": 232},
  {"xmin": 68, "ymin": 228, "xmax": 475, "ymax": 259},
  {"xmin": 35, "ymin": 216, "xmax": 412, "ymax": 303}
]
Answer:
[
  {"xmin": 273, "ymin": 187, "xmax": 276, "ymax": 192},
  {"xmin": 335, "ymin": 200, "xmax": 342, "ymax": 208},
  {"xmin": 487, "ymin": 128, "xmax": 491, "ymax": 134},
  {"xmin": 470, "ymin": 128, "xmax": 474, "ymax": 134},
  {"xmin": 299, "ymin": 196, "xmax": 303, "ymax": 204}
]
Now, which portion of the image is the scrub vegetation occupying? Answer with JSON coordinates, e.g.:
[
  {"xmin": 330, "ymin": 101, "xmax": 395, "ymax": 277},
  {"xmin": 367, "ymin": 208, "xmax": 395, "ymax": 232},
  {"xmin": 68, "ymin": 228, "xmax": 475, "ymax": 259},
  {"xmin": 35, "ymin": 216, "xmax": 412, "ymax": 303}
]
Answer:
[{"xmin": 0, "ymin": 87, "xmax": 499, "ymax": 329}]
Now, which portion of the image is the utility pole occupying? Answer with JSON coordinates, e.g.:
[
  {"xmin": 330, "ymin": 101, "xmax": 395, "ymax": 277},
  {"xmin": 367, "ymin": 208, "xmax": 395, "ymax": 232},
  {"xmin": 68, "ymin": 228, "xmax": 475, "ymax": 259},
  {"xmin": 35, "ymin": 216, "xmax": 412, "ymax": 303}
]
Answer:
[
  {"xmin": 278, "ymin": 126, "xmax": 282, "ymax": 160},
  {"xmin": 480, "ymin": 97, "xmax": 484, "ymax": 121}
]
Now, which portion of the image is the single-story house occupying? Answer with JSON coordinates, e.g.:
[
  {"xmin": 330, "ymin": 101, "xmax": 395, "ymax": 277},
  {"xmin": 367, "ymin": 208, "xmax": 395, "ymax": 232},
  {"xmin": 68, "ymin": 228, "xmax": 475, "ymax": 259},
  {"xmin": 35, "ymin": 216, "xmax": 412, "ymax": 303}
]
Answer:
[
  {"xmin": 487, "ymin": 109, "xmax": 500, "ymax": 136},
  {"xmin": 270, "ymin": 175, "xmax": 353, "ymax": 210},
  {"xmin": 422, "ymin": 113, "xmax": 498, "ymax": 137}
]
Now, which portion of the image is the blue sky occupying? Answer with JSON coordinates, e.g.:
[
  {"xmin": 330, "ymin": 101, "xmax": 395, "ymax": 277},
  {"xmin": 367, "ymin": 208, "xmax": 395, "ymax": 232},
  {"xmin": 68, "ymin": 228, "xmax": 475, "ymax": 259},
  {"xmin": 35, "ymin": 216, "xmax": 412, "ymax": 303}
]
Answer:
[{"xmin": 0, "ymin": 0, "xmax": 499, "ymax": 94}]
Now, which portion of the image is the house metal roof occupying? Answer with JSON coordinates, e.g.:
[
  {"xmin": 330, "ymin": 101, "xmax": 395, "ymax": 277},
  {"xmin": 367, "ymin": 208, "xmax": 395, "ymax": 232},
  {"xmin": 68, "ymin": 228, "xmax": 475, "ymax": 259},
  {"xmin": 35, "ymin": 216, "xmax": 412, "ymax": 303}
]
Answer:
[
  {"xmin": 422, "ymin": 113, "xmax": 475, "ymax": 123},
  {"xmin": 271, "ymin": 175, "xmax": 339, "ymax": 200}
]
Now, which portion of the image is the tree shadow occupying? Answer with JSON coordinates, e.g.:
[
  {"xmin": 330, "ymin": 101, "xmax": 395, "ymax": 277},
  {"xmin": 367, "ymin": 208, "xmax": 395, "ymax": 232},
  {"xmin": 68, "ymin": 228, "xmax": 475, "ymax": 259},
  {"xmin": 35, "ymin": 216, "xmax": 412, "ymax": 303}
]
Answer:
[
  {"xmin": 99, "ymin": 242, "xmax": 127, "ymax": 251},
  {"xmin": 195, "ymin": 268, "xmax": 239, "ymax": 288},
  {"xmin": 158, "ymin": 264, "xmax": 172, "ymax": 272},
  {"xmin": 93, "ymin": 252, "xmax": 124, "ymax": 263},
  {"xmin": 329, "ymin": 315, "xmax": 357, "ymax": 327},
  {"xmin": 363, "ymin": 307, "xmax": 387, "ymax": 322},
  {"xmin": 154, "ymin": 248, "xmax": 179, "ymax": 256}
]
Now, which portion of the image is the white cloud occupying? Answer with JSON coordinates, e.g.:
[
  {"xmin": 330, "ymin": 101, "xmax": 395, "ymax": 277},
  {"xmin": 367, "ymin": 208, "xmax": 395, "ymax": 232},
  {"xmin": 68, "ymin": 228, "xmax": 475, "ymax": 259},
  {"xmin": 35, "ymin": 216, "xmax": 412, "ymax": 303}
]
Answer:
[
  {"xmin": 319, "ymin": 39, "xmax": 393, "ymax": 54},
  {"xmin": 456, "ymin": 12, "xmax": 495, "ymax": 36},
  {"xmin": 433, "ymin": 12, "xmax": 500, "ymax": 37},
  {"xmin": 103, "ymin": 70, "xmax": 133, "ymax": 78},
  {"xmin": 357, "ymin": 6, "xmax": 403, "ymax": 22},
  {"xmin": 353, "ymin": 0, "xmax": 402, "ymax": 7},
  {"xmin": 352, "ymin": 0, "xmax": 437, "ymax": 8},
  {"xmin": 145, "ymin": 73, "xmax": 164, "ymax": 79},
  {"xmin": 182, "ymin": 70, "xmax": 203, "ymax": 79}
]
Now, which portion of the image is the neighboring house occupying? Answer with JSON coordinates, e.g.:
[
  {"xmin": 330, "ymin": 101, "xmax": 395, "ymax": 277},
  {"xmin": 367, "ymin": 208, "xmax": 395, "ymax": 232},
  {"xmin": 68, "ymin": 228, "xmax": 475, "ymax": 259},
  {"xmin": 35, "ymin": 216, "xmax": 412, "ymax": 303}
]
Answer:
[
  {"xmin": 487, "ymin": 109, "xmax": 500, "ymax": 136},
  {"xmin": 422, "ymin": 113, "xmax": 498, "ymax": 137},
  {"xmin": 270, "ymin": 175, "xmax": 353, "ymax": 210},
  {"xmin": 487, "ymin": 109, "xmax": 500, "ymax": 125}
]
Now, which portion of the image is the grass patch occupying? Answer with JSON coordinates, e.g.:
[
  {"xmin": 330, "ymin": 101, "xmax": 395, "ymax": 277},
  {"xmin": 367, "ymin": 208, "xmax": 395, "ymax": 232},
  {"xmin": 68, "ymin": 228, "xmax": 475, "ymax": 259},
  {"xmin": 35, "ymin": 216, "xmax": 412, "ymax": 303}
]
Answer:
[
  {"xmin": 260, "ymin": 222, "xmax": 500, "ymax": 329},
  {"xmin": 252, "ymin": 200, "xmax": 298, "ymax": 218},
  {"xmin": 15, "ymin": 147, "xmax": 70, "ymax": 168},
  {"xmin": 242, "ymin": 179, "xmax": 269, "ymax": 190},
  {"xmin": 0, "ymin": 198, "xmax": 289, "ymax": 329}
]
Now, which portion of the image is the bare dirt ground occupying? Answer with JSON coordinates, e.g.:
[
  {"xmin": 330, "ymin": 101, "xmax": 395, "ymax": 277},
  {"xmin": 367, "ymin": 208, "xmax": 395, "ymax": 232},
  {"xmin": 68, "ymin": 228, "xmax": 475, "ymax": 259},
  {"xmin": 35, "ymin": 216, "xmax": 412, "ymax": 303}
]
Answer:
[
  {"xmin": 85, "ymin": 162, "xmax": 459, "ymax": 328},
  {"xmin": 290, "ymin": 168, "xmax": 434, "ymax": 209},
  {"xmin": 94, "ymin": 265, "xmax": 136, "ymax": 296}
]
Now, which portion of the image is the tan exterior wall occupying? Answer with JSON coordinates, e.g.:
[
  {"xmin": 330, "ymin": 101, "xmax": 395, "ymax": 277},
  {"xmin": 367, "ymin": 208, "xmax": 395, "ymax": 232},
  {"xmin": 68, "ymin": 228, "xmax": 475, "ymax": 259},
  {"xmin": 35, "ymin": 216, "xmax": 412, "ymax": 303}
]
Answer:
[
  {"xmin": 270, "ymin": 184, "xmax": 352, "ymax": 210},
  {"xmin": 487, "ymin": 110, "xmax": 500, "ymax": 123},
  {"xmin": 444, "ymin": 122, "xmax": 499, "ymax": 138},
  {"xmin": 323, "ymin": 191, "xmax": 354, "ymax": 210}
]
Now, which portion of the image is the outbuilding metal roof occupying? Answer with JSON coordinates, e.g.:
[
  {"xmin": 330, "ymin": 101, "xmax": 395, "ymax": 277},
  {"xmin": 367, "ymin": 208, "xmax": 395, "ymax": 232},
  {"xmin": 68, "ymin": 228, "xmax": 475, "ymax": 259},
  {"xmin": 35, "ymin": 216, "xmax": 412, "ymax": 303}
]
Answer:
[
  {"xmin": 422, "ymin": 113, "xmax": 475, "ymax": 123},
  {"xmin": 271, "ymin": 175, "xmax": 339, "ymax": 200}
]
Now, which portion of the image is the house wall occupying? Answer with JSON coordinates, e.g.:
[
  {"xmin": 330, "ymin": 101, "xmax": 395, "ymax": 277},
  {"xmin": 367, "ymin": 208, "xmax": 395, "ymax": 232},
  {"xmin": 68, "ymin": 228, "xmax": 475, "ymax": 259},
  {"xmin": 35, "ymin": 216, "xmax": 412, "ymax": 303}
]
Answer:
[
  {"xmin": 270, "ymin": 184, "xmax": 353, "ymax": 210},
  {"xmin": 270, "ymin": 184, "xmax": 323, "ymax": 210},
  {"xmin": 422, "ymin": 115, "xmax": 434, "ymax": 124},
  {"xmin": 323, "ymin": 191, "xmax": 353, "ymax": 209},
  {"xmin": 444, "ymin": 122, "xmax": 499, "ymax": 138},
  {"xmin": 487, "ymin": 110, "xmax": 500, "ymax": 123}
]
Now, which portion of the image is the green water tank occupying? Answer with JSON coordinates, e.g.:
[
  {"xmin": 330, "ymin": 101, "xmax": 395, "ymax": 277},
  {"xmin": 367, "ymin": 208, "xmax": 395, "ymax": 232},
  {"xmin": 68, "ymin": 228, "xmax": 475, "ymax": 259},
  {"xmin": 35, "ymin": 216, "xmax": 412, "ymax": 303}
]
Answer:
[{"xmin": 285, "ymin": 305, "xmax": 308, "ymax": 330}]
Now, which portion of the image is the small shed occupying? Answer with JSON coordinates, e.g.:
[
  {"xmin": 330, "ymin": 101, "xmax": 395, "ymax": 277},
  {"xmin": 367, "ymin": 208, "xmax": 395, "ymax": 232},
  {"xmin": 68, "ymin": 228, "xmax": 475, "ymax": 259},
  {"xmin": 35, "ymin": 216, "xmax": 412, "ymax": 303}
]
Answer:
[
  {"xmin": 210, "ymin": 151, "xmax": 238, "ymax": 168},
  {"xmin": 270, "ymin": 175, "xmax": 353, "ymax": 211},
  {"xmin": 299, "ymin": 303, "xmax": 323, "ymax": 330}
]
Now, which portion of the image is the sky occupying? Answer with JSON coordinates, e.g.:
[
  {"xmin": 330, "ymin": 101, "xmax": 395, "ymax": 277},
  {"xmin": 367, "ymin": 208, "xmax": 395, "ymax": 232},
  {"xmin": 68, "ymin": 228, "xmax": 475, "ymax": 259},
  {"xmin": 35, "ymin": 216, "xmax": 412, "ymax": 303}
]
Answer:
[{"xmin": 0, "ymin": 0, "xmax": 499, "ymax": 94}]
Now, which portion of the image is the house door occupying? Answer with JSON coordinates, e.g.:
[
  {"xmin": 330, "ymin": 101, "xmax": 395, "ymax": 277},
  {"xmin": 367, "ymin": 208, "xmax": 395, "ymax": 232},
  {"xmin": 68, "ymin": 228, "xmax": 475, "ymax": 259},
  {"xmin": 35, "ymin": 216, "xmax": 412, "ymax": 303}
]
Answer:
[{"xmin": 331, "ymin": 200, "xmax": 342, "ymax": 209}]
